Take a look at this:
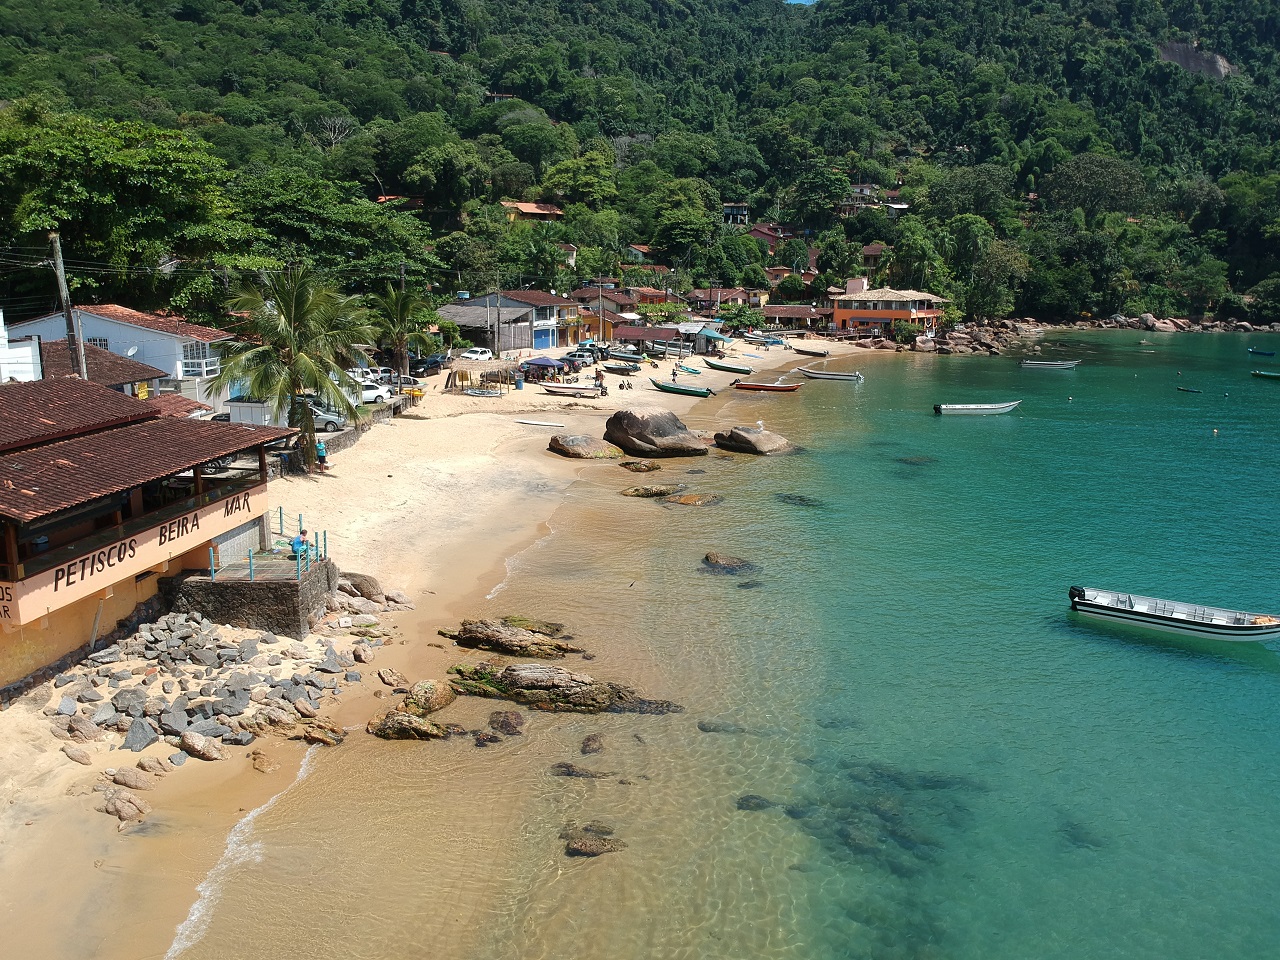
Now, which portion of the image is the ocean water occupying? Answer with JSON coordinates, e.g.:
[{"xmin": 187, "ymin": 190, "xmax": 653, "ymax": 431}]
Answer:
[{"xmin": 169, "ymin": 331, "xmax": 1280, "ymax": 960}]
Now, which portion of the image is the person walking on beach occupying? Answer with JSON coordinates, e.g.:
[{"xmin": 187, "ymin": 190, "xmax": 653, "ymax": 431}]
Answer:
[
  {"xmin": 315, "ymin": 438, "xmax": 329, "ymax": 472},
  {"xmin": 671, "ymin": 366, "xmax": 679, "ymax": 383}
]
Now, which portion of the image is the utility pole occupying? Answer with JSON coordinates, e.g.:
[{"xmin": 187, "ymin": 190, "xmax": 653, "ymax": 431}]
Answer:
[
  {"xmin": 49, "ymin": 232, "xmax": 87, "ymax": 379},
  {"xmin": 399, "ymin": 261, "xmax": 406, "ymax": 293}
]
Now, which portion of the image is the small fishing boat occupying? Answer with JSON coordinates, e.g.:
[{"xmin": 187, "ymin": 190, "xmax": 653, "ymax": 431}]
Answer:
[
  {"xmin": 1176, "ymin": 386, "xmax": 1202, "ymax": 393},
  {"xmin": 1248, "ymin": 347, "xmax": 1276, "ymax": 356},
  {"xmin": 933, "ymin": 400, "xmax": 1021, "ymax": 415},
  {"xmin": 676, "ymin": 363, "xmax": 702, "ymax": 375},
  {"xmin": 743, "ymin": 333, "xmax": 784, "ymax": 345},
  {"xmin": 1251, "ymin": 369, "xmax": 1280, "ymax": 380},
  {"xmin": 650, "ymin": 377, "xmax": 715, "ymax": 398},
  {"xmin": 542, "ymin": 383, "xmax": 600, "ymax": 397},
  {"xmin": 733, "ymin": 380, "xmax": 801, "ymax": 392},
  {"xmin": 602, "ymin": 362, "xmax": 641, "ymax": 375},
  {"xmin": 704, "ymin": 357, "xmax": 754, "ymax": 375},
  {"xmin": 797, "ymin": 365, "xmax": 863, "ymax": 382},
  {"xmin": 1068, "ymin": 586, "xmax": 1280, "ymax": 642},
  {"xmin": 792, "ymin": 344, "xmax": 830, "ymax": 358},
  {"xmin": 463, "ymin": 388, "xmax": 502, "ymax": 398},
  {"xmin": 1020, "ymin": 359, "xmax": 1081, "ymax": 369}
]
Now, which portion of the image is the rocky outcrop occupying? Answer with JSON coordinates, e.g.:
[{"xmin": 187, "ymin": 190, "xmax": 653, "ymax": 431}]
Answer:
[
  {"xmin": 367, "ymin": 712, "xmax": 448, "ymax": 740},
  {"xmin": 180, "ymin": 731, "xmax": 225, "ymax": 761},
  {"xmin": 438, "ymin": 619, "xmax": 585, "ymax": 659},
  {"xmin": 100, "ymin": 788, "xmax": 153, "ymax": 823},
  {"xmin": 560, "ymin": 821, "xmax": 626, "ymax": 857},
  {"xmin": 340, "ymin": 572, "xmax": 385, "ymax": 604},
  {"xmin": 449, "ymin": 662, "xmax": 684, "ymax": 715},
  {"xmin": 549, "ymin": 435, "xmax": 623, "ymax": 459},
  {"xmin": 664, "ymin": 493, "xmax": 723, "ymax": 507},
  {"xmin": 550, "ymin": 761, "xmax": 615, "ymax": 778},
  {"xmin": 400, "ymin": 679, "xmax": 456, "ymax": 715},
  {"xmin": 619, "ymin": 460, "xmax": 661, "ymax": 473},
  {"xmin": 712, "ymin": 425, "xmax": 795, "ymax": 455},
  {"xmin": 701, "ymin": 552, "xmax": 756, "ymax": 575},
  {"xmin": 603, "ymin": 409, "xmax": 709, "ymax": 458},
  {"xmin": 621, "ymin": 483, "xmax": 685, "ymax": 498},
  {"xmin": 489, "ymin": 710, "xmax": 525, "ymax": 735}
]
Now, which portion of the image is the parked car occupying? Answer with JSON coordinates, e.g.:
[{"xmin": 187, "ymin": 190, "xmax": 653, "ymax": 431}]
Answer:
[
  {"xmin": 562, "ymin": 350, "xmax": 596, "ymax": 366},
  {"xmin": 310, "ymin": 404, "xmax": 347, "ymax": 432},
  {"xmin": 392, "ymin": 375, "xmax": 422, "ymax": 391},
  {"xmin": 360, "ymin": 382, "xmax": 393, "ymax": 404},
  {"xmin": 458, "ymin": 347, "xmax": 494, "ymax": 361},
  {"xmin": 410, "ymin": 353, "xmax": 451, "ymax": 376}
]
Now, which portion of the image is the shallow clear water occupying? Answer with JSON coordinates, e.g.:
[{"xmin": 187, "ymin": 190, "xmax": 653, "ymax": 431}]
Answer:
[{"xmin": 171, "ymin": 331, "xmax": 1280, "ymax": 960}]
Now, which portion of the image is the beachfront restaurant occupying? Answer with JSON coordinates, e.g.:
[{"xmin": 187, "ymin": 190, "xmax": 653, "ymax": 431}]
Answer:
[
  {"xmin": 0, "ymin": 377, "xmax": 293, "ymax": 691},
  {"xmin": 830, "ymin": 288, "xmax": 947, "ymax": 338}
]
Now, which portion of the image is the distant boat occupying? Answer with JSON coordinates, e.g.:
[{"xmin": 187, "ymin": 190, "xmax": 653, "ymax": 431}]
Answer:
[
  {"xmin": 676, "ymin": 363, "xmax": 702, "ymax": 375},
  {"xmin": 797, "ymin": 365, "xmax": 863, "ymax": 382},
  {"xmin": 1020, "ymin": 359, "xmax": 1081, "ymax": 369},
  {"xmin": 933, "ymin": 400, "xmax": 1021, "ymax": 415},
  {"xmin": 792, "ymin": 344, "xmax": 830, "ymax": 358},
  {"xmin": 1068, "ymin": 586, "xmax": 1280, "ymax": 642},
  {"xmin": 542, "ymin": 383, "xmax": 600, "ymax": 397},
  {"xmin": 602, "ymin": 362, "xmax": 640, "ymax": 375},
  {"xmin": 1251, "ymin": 370, "xmax": 1280, "ymax": 380},
  {"xmin": 650, "ymin": 377, "xmax": 715, "ymax": 398},
  {"xmin": 1176, "ymin": 386, "xmax": 1202, "ymax": 393},
  {"xmin": 1248, "ymin": 347, "xmax": 1276, "ymax": 356},
  {"xmin": 704, "ymin": 357, "xmax": 754, "ymax": 375},
  {"xmin": 733, "ymin": 380, "xmax": 801, "ymax": 392}
]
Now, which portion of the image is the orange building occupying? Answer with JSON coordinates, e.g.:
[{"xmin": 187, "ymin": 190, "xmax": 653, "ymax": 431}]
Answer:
[{"xmin": 831, "ymin": 287, "xmax": 947, "ymax": 337}]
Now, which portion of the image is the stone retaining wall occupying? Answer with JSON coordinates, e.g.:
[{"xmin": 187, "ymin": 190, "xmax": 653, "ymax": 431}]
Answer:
[{"xmin": 165, "ymin": 559, "xmax": 340, "ymax": 639}]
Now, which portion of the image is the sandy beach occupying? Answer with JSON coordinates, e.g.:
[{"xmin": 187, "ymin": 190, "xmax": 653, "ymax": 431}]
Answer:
[{"xmin": 0, "ymin": 340, "xmax": 882, "ymax": 959}]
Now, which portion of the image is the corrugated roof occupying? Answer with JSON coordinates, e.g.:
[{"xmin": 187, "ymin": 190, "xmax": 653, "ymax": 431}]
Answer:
[
  {"xmin": 0, "ymin": 418, "xmax": 294, "ymax": 523},
  {"xmin": 39, "ymin": 339, "xmax": 168, "ymax": 386},
  {"xmin": 0, "ymin": 379, "xmax": 158, "ymax": 455},
  {"xmin": 76, "ymin": 305, "xmax": 232, "ymax": 343}
]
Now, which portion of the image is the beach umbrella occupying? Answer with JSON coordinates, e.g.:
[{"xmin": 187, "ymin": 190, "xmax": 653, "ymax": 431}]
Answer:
[{"xmin": 526, "ymin": 357, "xmax": 565, "ymax": 367}]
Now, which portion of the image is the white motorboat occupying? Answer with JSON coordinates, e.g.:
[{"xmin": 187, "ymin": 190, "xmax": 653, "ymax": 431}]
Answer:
[
  {"xmin": 933, "ymin": 400, "xmax": 1021, "ymax": 415},
  {"xmin": 542, "ymin": 383, "xmax": 601, "ymax": 398},
  {"xmin": 1020, "ymin": 359, "xmax": 1081, "ymax": 368},
  {"xmin": 1068, "ymin": 586, "xmax": 1280, "ymax": 641},
  {"xmin": 796, "ymin": 365, "xmax": 863, "ymax": 382}
]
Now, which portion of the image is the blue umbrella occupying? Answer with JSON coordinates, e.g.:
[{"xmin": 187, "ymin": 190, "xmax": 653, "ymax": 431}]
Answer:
[{"xmin": 526, "ymin": 357, "xmax": 565, "ymax": 367}]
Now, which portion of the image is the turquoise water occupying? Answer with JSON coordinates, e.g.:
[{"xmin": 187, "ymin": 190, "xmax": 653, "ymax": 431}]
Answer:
[{"xmin": 168, "ymin": 331, "xmax": 1280, "ymax": 960}]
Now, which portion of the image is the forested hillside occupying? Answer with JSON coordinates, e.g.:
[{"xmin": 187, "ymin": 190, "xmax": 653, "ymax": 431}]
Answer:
[{"xmin": 1, "ymin": 0, "xmax": 1279, "ymax": 326}]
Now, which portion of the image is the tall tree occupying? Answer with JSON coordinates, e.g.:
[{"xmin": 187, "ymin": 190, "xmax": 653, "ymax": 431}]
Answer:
[
  {"xmin": 366, "ymin": 284, "xmax": 436, "ymax": 374},
  {"xmin": 211, "ymin": 268, "xmax": 373, "ymax": 470}
]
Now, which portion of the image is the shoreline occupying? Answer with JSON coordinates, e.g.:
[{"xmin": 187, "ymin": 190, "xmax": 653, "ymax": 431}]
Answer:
[{"xmin": 0, "ymin": 339, "xmax": 880, "ymax": 958}]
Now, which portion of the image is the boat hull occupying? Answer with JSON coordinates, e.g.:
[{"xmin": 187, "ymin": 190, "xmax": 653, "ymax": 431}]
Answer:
[
  {"xmin": 1251, "ymin": 370, "xmax": 1280, "ymax": 379},
  {"xmin": 792, "ymin": 345, "xmax": 830, "ymax": 357},
  {"xmin": 1068, "ymin": 587, "xmax": 1280, "ymax": 642},
  {"xmin": 676, "ymin": 363, "xmax": 702, "ymax": 375},
  {"xmin": 733, "ymin": 382, "xmax": 801, "ymax": 392},
  {"xmin": 602, "ymin": 363, "xmax": 640, "ymax": 375},
  {"xmin": 542, "ymin": 384, "xmax": 600, "ymax": 397},
  {"xmin": 797, "ymin": 366, "xmax": 862, "ymax": 381},
  {"xmin": 649, "ymin": 377, "xmax": 714, "ymax": 398},
  {"xmin": 933, "ymin": 400, "xmax": 1021, "ymax": 415},
  {"xmin": 704, "ymin": 358, "xmax": 754, "ymax": 375},
  {"xmin": 1020, "ymin": 360, "xmax": 1081, "ymax": 368},
  {"xmin": 1248, "ymin": 348, "xmax": 1276, "ymax": 356}
]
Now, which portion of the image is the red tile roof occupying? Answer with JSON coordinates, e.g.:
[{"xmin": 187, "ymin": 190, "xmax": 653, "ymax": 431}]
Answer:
[
  {"xmin": 568, "ymin": 288, "xmax": 637, "ymax": 307},
  {"xmin": 79, "ymin": 304, "xmax": 232, "ymax": 343},
  {"xmin": 0, "ymin": 418, "xmax": 294, "ymax": 523},
  {"xmin": 763, "ymin": 305, "xmax": 833, "ymax": 319},
  {"xmin": 38, "ymin": 339, "xmax": 167, "ymax": 386},
  {"xmin": 501, "ymin": 289, "xmax": 575, "ymax": 309},
  {"xmin": 0, "ymin": 379, "xmax": 158, "ymax": 455},
  {"xmin": 146, "ymin": 393, "xmax": 214, "ymax": 418},
  {"xmin": 500, "ymin": 201, "xmax": 564, "ymax": 217}
]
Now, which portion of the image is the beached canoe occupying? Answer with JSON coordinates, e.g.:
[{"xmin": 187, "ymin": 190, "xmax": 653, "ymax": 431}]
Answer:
[
  {"xmin": 797, "ymin": 365, "xmax": 863, "ymax": 381},
  {"xmin": 1251, "ymin": 369, "xmax": 1280, "ymax": 379},
  {"xmin": 602, "ymin": 362, "xmax": 641, "ymax": 375},
  {"xmin": 933, "ymin": 400, "xmax": 1021, "ymax": 415},
  {"xmin": 676, "ymin": 363, "xmax": 702, "ymax": 375},
  {"xmin": 733, "ymin": 380, "xmax": 801, "ymax": 392},
  {"xmin": 1020, "ymin": 359, "xmax": 1081, "ymax": 368},
  {"xmin": 650, "ymin": 377, "xmax": 715, "ymax": 398},
  {"xmin": 792, "ymin": 344, "xmax": 830, "ymax": 358},
  {"xmin": 1068, "ymin": 586, "xmax": 1280, "ymax": 642},
  {"xmin": 704, "ymin": 357, "xmax": 754, "ymax": 375}
]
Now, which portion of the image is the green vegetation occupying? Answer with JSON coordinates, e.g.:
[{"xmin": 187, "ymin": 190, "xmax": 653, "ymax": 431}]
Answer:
[{"xmin": 0, "ymin": 0, "xmax": 1278, "ymax": 325}]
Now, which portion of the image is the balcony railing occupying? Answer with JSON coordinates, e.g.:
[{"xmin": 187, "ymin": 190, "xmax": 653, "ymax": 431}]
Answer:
[{"xmin": 182, "ymin": 357, "xmax": 221, "ymax": 378}]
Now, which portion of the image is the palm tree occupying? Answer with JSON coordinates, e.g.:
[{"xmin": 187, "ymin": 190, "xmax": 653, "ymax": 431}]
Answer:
[
  {"xmin": 366, "ymin": 283, "xmax": 436, "ymax": 374},
  {"xmin": 212, "ymin": 267, "xmax": 372, "ymax": 470}
]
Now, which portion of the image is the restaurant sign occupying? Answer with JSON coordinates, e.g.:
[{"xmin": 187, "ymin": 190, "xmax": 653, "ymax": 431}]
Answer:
[{"xmin": 0, "ymin": 485, "xmax": 267, "ymax": 627}]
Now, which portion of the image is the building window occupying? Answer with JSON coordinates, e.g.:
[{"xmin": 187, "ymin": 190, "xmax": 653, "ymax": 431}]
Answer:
[
  {"xmin": 87, "ymin": 337, "xmax": 109, "ymax": 350},
  {"xmin": 181, "ymin": 341, "xmax": 220, "ymax": 378}
]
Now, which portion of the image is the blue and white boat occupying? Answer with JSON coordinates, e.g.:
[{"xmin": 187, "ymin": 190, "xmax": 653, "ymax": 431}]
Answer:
[{"xmin": 1068, "ymin": 586, "xmax": 1280, "ymax": 641}]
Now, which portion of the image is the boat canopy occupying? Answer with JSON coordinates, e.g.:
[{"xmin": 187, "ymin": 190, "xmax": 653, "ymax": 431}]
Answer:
[{"xmin": 701, "ymin": 327, "xmax": 733, "ymax": 342}]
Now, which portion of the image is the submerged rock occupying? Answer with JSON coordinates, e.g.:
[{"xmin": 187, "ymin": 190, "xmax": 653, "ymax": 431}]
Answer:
[
  {"xmin": 489, "ymin": 710, "xmax": 526, "ymax": 736},
  {"xmin": 664, "ymin": 493, "xmax": 723, "ymax": 507},
  {"xmin": 619, "ymin": 460, "xmax": 661, "ymax": 473},
  {"xmin": 450, "ymin": 662, "xmax": 683, "ymax": 715},
  {"xmin": 701, "ymin": 552, "xmax": 757, "ymax": 575},
  {"xmin": 367, "ymin": 712, "xmax": 449, "ymax": 741},
  {"xmin": 439, "ymin": 619, "xmax": 585, "ymax": 659},
  {"xmin": 550, "ymin": 762, "xmax": 615, "ymax": 779},
  {"xmin": 621, "ymin": 483, "xmax": 685, "ymax": 498},
  {"xmin": 736, "ymin": 794, "xmax": 778, "ymax": 811},
  {"xmin": 773, "ymin": 492, "xmax": 824, "ymax": 508},
  {"xmin": 713, "ymin": 425, "xmax": 796, "ymax": 455},
  {"xmin": 698, "ymin": 719, "xmax": 747, "ymax": 734},
  {"xmin": 580, "ymin": 733, "xmax": 604, "ymax": 754}
]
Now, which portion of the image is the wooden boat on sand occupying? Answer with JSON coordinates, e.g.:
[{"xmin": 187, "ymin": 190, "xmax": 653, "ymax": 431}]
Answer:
[
  {"xmin": 704, "ymin": 357, "xmax": 754, "ymax": 375},
  {"xmin": 1068, "ymin": 586, "xmax": 1280, "ymax": 642},
  {"xmin": 792, "ymin": 344, "xmax": 831, "ymax": 358},
  {"xmin": 733, "ymin": 380, "xmax": 801, "ymax": 392},
  {"xmin": 933, "ymin": 400, "xmax": 1021, "ymax": 415},
  {"xmin": 1020, "ymin": 359, "xmax": 1081, "ymax": 368},
  {"xmin": 677, "ymin": 363, "xmax": 702, "ymax": 375},
  {"xmin": 797, "ymin": 365, "xmax": 863, "ymax": 382},
  {"xmin": 650, "ymin": 378, "xmax": 715, "ymax": 398},
  {"xmin": 602, "ymin": 362, "xmax": 641, "ymax": 375}
]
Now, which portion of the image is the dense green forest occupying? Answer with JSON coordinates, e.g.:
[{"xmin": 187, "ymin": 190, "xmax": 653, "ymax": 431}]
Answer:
[{"xmin": 1, "ymin": 0, "xmax": 1279, "ymax": 327}]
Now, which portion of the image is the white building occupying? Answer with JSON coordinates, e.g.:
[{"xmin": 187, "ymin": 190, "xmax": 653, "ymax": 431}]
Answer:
[
  {"xmin": 7, "ymin": 305, "xmax": 235, "ymax": 412},
  {"xmin": 0, "ymin": 311, "xmax": 41, "ymax": 382}
]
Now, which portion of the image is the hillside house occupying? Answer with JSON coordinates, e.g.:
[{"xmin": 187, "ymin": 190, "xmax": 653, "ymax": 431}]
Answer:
[
  {"xmin": 831, "ymin": 287, "xmax": 947, "ymax": 338},
  {"xmin": 500, "ymin": 201, "xmax": 564, "ymax": 222}
]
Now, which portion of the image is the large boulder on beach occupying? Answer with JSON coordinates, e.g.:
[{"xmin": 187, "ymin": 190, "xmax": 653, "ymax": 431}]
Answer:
[
  {"xmin": 400, "ymin": 679, "xmax": 456, "ymax": 715},
  {"xmin": 438, "ymin": 619, "xmax": 585, "ymax": 659},
  {"xmin": 621, "ymin": 483, "xmax": 685, "ymax": 498},
  {"xmin": 449, "ymin": 662, "xmax": 684, "ymax": 715},
  {"xmin": 549, "ymin": 435, "xmax": 623, "ymax": 459},
  {"xmin": 712, "ymin": 425, "xmax": 795, "ymax": 455},
  {"xmin": 367, "ymin": 711, "xmax": 449, "ymax": 740},
  {"xmin": 180, "ymin": 731, "xmax": 225, "ymax": 761},
  {"xmin": 603, "ymin": 409, "xmax": 709, "ymax": 458},
  {"xmin": 341, "ymin": 572, "xmax": 386, "ymax": 604}
]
